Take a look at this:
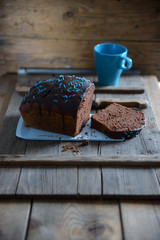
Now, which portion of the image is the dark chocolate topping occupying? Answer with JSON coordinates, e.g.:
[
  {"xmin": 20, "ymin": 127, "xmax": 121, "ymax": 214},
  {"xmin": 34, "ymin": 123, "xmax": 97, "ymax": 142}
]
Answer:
[{"xmin": 20, "ymin": 75, "xmax": 94, "ymax": 117}]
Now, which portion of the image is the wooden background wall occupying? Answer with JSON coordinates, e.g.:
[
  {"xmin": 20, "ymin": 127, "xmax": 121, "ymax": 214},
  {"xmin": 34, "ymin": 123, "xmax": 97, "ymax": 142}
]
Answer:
[{"xmin": 0, "ymin": 0, "xmax": 160, "ymax": 78}]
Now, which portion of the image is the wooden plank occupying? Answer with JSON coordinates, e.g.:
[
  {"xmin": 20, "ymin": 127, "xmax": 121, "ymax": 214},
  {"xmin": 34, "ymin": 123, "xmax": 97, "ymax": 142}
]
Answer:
[
  {"xmin": 0, "ymin": 74, "xmax": 17, "ymax": 132},
  {"xmin": 0, "ymin": 167, "xmax": 21, "ymax": 194},
  {"xmin": 95, "ymin": 86, "xmax": 145, "ymax": 94},
  {"xmin": 0, "ymin": 38, "xmax": 160, "ymax": 78},
  {"xmin": 78, "ymin": 167, "xmax": 102, "ymax": 195},
  {"xmin": 143, "ymin": 76, "xmax": 160, "ymax": 130},
  {"xmin": 16, "ymin": 75, "xmax": 145, "ymax": 94},
  {"xmin": 1, "ymin": 154, "xmax": 160, "ymax": 166},
  {"xmin": 17, "ymin": 167, "xmax": 77, "ymax": 195},
  {"xmin": 0, "ymin": 91, "xmax": 28, "ymax": 154},
  {"xmin": 26, "ymin": 141, "xmax": 59, "ymax": 155},
  {"xmin": 99, "ymin": 76, "xmax": 160, "ymax": 157},
  {"xmin": 97, "ymin": 77, "xmax": 147, "ymax": 156},
  {"xmin": 0, "ymin": 200, "xmax": 31, "ymax": 240},
  {"xmin": 27, "ymin": 200, "xmax": 122, "ymax": 240},
  {"xmin": 0, "ymin": 0, "xmax": 159, "ymax": 41},
  {"xmin": 155, "ymin": 169, "xmax": 160, "ymax": 184},
  {"xmin": 94, "ymin": 97, "xmax": 149, "ymax": 109},
  {"xmin": 102, "ymin": 168, "xmax": 160, "ymax": 197},
  {"xmin": 121, "ymin": 200, "xmax": 160, "ymax": 240}
]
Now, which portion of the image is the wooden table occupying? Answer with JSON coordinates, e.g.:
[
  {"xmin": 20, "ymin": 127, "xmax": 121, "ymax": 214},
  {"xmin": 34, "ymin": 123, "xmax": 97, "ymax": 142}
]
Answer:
[{"xmin": 0, "ymin": 73, "xmax": 160, "ymax": 240}]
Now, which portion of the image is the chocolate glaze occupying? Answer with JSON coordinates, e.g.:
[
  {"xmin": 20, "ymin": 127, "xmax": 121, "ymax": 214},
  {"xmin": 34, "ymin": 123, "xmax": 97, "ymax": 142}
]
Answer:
[{"xmin": 19, "ymin": 75, "xmax": 94, "ymax": 118}]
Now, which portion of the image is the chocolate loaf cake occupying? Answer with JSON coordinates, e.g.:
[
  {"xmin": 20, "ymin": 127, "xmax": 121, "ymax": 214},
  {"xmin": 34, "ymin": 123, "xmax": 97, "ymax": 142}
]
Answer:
[
  {"xmin": 91, "ymin": 103, "xmax": 146, "ymax": 140},
  {"xmin": 19, "ymin": 75, "xmax": 95, "ymax": 137}
]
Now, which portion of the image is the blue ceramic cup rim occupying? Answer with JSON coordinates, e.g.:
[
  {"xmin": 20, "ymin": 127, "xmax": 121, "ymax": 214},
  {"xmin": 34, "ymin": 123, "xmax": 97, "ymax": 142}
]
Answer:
[{"xmin": 94, "ymin": 43, "xmax": 127, "ymax": 56}]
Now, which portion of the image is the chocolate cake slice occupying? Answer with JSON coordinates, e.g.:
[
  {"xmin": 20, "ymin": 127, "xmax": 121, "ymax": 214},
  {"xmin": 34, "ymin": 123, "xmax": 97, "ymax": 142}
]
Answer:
[
  {"xmin": 91, "ymin": 103, "xmax": 146, "ymax": 140},
  {"xmin": 19, "ymin": 75, "xmax": 95, "ymax": 137}
]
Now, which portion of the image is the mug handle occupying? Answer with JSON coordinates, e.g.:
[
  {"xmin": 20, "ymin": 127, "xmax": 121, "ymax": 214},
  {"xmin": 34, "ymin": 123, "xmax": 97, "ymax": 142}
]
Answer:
[{"xmin": 120, "ymin": 56, "xmax": 132, "ymax": 70}]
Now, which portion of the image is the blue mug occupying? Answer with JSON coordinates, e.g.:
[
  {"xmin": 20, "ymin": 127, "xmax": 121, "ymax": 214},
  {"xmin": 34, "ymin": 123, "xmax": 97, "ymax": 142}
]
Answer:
[{"xmin": 94, "ymin": 43, "xmax": 132, "ymax": 86}]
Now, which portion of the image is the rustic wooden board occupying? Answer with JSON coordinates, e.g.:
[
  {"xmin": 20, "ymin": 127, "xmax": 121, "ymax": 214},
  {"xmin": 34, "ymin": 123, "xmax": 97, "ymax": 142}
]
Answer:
[
  {"xmin": 0, "ymin": 167, "xmax": 21, "ymax": 194},
  {"xmin": 0, "ymin": 0, "xmax": 159, "ymax": 41},
  {"xmin": 78, "ymin": 167, "xmax": 102, "ymax": 195},
  {"xmin": 26, "ymin": 140, "xmax": 59, "ymax": 155},
  {"xmin": 1, "ymin": 37, "xmax": 160, "ymax": 78},
  {"xmin": 120, "ymin": 200, "xmax": 160, "ymax": 240},
  {"xmin": 100, "ymin": 76, "xmax": 160, "ymax": 157},
  {"xmin": 27, "ymin": 200, "xmax": 122, "ymax": 240},
  {"xmin": 1, "ymin": 154, "xmax": 160, "ymax": 167},
  {"xmin": 0, "ymin": 74, "xmax": 17, "ymax": 133},
  {"xmin": 6, "ymin": 166, "xmax": 160, "ymax": 197},
  {"xmin": 0, "ymin": 75, "xmax": 159, "ymax": 198},
  {"xmin": 0, "ymin": 91, "xmax": 28, "ymax": 154},
  {"xmin": 0, "ymin": 75, "xmax": 159, "ymax": 166},
  {"xmin": 102, "ymin": 168, "xmax": 160, "ymax": 197},
  {"xmin": 0, "ymin": 0, "xmax": 160, "ymax": 77},
  {"xmin": 144, "ymin": 76, "xmax": 160, "ymax": 129},
  {"xmin": 17, "ymin": 167, "xmax": 77, "ymax": 195},
  {"xmin": 0, "ymin": 200, "xmax": 31, "ymax": 240},
  {"xmin": 95, "ymin": 86, "xmax": 145, "ymax": 94},
  {"xmin": 15, "ymin": 74, "xmax": 145, "ymax": 94}
]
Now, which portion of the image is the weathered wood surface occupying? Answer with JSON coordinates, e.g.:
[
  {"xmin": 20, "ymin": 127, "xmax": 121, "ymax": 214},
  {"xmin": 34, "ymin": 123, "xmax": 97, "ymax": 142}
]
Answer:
[
  {"xmin": 0, "ymin": 199, "xmax": 160, "ymax": 240},
  {"xmin": 78, "ymin": 167, "xmax": 102, "ymax": 195},
  {"xmin": 0, "ymin": 167, "xmax": 21, "ymax": 195},
  {"xmin": 0, "ymin": 200, "xmax": 31, "ymax": 240},
  {"xmin": 27, "ymin": 200, "xmax": 122, "ymax": 240},
  {"xmin": 1, "ymin": 0, "xmax": 159, "ymax": 41},
  {"xmin": 0, "ymin": 74, "xmax": 17, "ymax": 133},
  {"xmin": 16, "ymin": 75, "xmax": 145, "ymax": 94},
  {"xmin": 95, "ymin": 97, "xmax": 149, "ymax": 109},
  {"xmin": 144, "ymin": 76, "xmax": 160, "ymax": 129},
  {"xmin": 0, "ymin": 74, "xmax": 160, "ymax": 198},
  {"xmin": 0, "ymin": 91, "xmax": 28, "ymax": 154},
  {"xmin": 1, "ymin": 38, "xmax": 160, "ymax": 78},
  {"xmin": 1, "ymin": 75, "xmax": 160, "ymax": 165},
  {"xmin": 1, "ymin": 154, "xmax": 160, "ymax": 167},
  {"xmin": 0, "ymin": 0, "xmax": 160, "ymax": 77},
  {"xmin": 95, "ymin": 86, "xmax": 145, "ymax": 94},
  {"xmin": 121, "ymin": 200, "xmax": 160, "ymax": 240},
  {"xmin": 102, "ymin": 168, "xmax": 160, "ymax": 197},
  {"xmin": 17, "ymin": 167, "xmax": 77, "ymax": 196}
]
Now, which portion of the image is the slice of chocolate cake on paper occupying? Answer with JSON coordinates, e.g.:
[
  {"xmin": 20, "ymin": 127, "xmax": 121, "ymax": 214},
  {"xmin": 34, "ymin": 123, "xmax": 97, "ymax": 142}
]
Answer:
[{"xmin": 91, "ymin": 103, "xmax": 146, "ymax": 140}]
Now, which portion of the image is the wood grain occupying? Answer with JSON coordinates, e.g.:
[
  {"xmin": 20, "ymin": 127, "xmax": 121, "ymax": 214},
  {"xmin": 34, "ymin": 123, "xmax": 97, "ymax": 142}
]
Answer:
[
  {"xmin": 95, "ymin": 97, "xmax": 149, "ymax": 109},
  {"xmin": 17, "ymin": 167, "xmax": 77, "ymax": 195},
  {"xmin": 0, "ymin": 38, "xmax": 160, "ymax": 78},
  {"xmin": 102, "ymin": 168, "xmax": 160, "ymax": 197},
  {"xmin": 121, "ymin": 200, "xmax": 160, "ymax": 240},
  {"xmin": 78, "ymin": 167, "xmax": 102, "ymax": 195},
  {"xmin": 100, "ymin": 76, "xmax": 160, "ymax": 157},
  {"xmin": 0, "ymin": 168, "xmax": 21, "ymax": 194},
  {"xmin": 0, "ymin": 74, "xmax": 17, "ymax": 133},
  {"xmin": 1, "ymin": 154, "xmax": 160, "ymax": 166},
  {"xmin": 0, "ymin": 200, "xmax": 31, "ymax": 240},
  {"xmin": 0, "ymin": 0, "xmax": 159, "ymax": 41},
  {"xmin": 95, "ymin": 86, "xmax": 145, "ymax": 94},
  {"xmin": 0, "ymin": 0, "xmax": 160, "ymax": 77},
  {"xmin": 0, "ymin": 91, "xmax": 28, "ymax": 154},
  {"xmin": 27, "ymin": 200, "xmax": 122, "ymax": 240},
  {"xmin": 143, "ymin": 76, "xmax": 160, "ymax": 129}
]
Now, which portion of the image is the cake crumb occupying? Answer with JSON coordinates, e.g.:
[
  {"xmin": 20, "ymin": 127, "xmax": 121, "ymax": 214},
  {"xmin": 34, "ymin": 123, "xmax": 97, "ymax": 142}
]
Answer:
[
  {"xmin": 62, "ymin": 143, "xmax": 79, "ymax": 153},
  {"xmin": 79, "ymin": 139, "xmax": 89, "ymax": 146}
]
